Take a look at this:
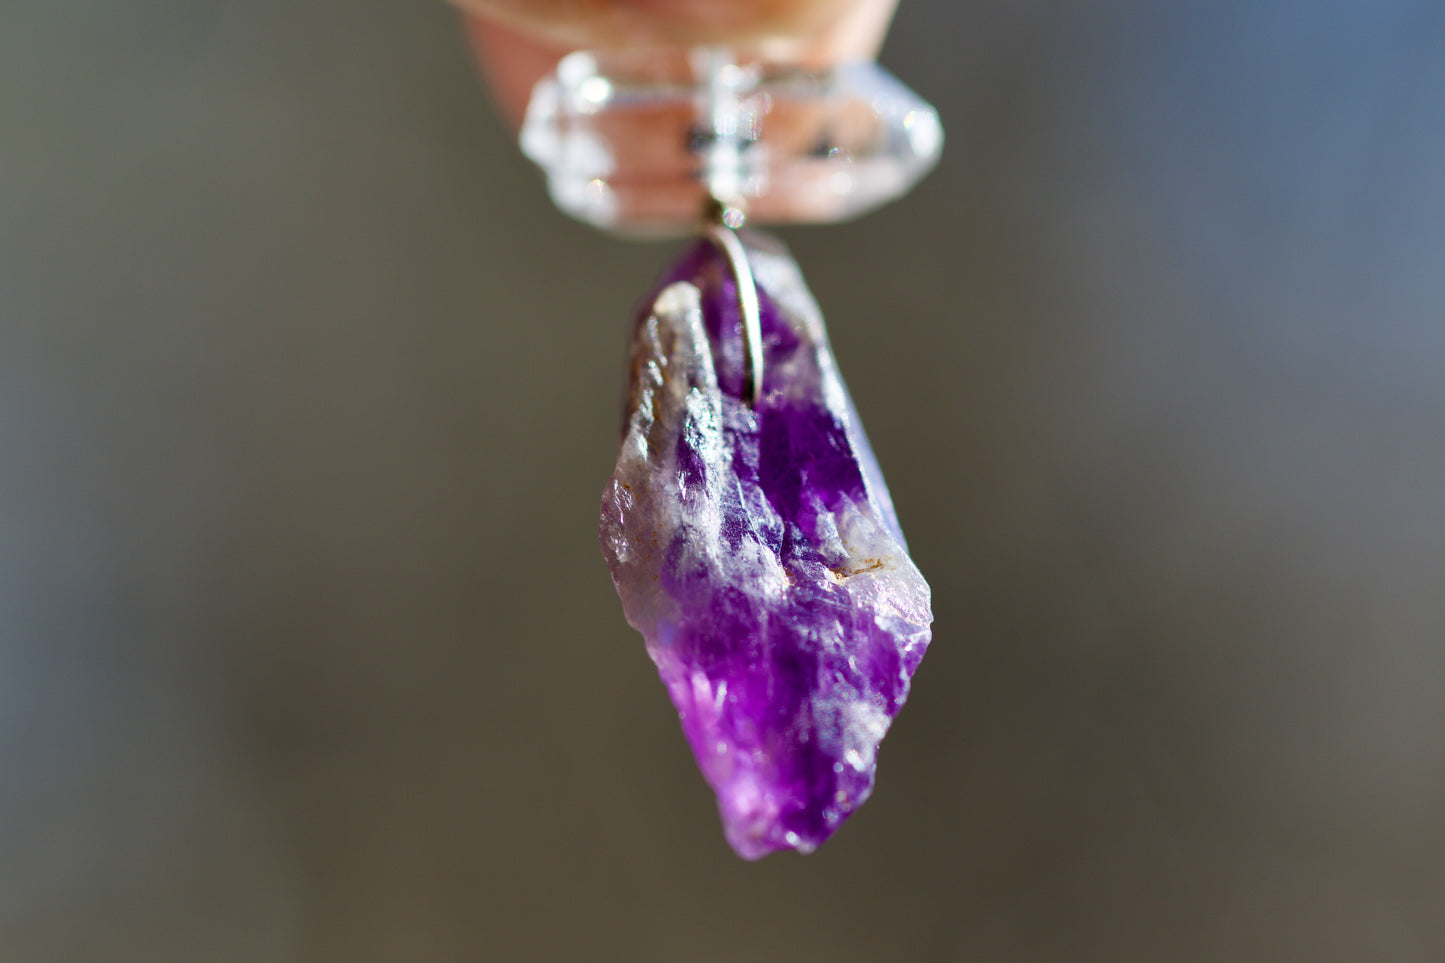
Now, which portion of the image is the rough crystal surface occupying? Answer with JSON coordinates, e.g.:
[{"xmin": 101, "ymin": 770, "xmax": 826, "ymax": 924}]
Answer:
[{"xmin": 599, "ymin": 233, "xmax": 933, "ymax": 858}]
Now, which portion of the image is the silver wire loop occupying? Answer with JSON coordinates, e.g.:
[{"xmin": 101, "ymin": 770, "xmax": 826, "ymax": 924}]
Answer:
[{"xmin": 703, "ymin": 222, "xmax": 765, "ymax": 409}]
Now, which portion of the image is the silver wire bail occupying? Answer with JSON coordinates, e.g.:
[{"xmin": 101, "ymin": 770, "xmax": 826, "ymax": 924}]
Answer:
[{"xmin": 702, "ymin": 202, "xmax": 764, "ymax": 410}]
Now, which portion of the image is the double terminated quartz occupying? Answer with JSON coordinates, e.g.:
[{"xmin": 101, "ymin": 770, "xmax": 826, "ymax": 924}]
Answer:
[
  {"xmin": 523, "ymin": 49, "xmax": 942, "ymax": 233},
  {"xmin": 600, "ymin": 234, "xmax": 932, "ymax": 858}
]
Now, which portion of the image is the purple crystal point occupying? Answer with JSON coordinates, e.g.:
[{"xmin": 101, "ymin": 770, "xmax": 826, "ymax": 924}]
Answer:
[{"xmin": 599, "ymin": 232, "xmax": 932, "ymax": 859}]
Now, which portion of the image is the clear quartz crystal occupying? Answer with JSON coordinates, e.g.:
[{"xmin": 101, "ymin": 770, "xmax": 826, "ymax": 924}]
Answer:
[{"xmin": 520, "ymin": 48, "xmax": 943, "ymax": 234}]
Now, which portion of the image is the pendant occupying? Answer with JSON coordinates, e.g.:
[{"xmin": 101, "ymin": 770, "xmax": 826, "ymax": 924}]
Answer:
[{"xmin": 522, "ymin": 49, "xmax": 941, "ymax": 858}]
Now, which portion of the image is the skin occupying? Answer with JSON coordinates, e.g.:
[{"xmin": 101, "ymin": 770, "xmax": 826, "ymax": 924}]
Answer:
[{"xmin": 455, "ymin": 0, "xmax": 899, "ymax": 125}]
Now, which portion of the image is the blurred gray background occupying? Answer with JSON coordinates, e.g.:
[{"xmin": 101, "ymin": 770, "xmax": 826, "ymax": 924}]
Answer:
[{"xmin": 2, "ymin": 1, "xmax": 1442, "ymax": 960}]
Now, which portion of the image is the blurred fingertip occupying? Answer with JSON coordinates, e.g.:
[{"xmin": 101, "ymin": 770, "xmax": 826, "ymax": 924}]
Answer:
[{"xmin": 463, "ymin": 14, "xmax": 566, "ymax": 131}]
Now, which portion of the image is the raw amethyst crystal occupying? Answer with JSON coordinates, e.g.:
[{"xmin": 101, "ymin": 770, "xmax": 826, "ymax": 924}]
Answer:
[{"xmin": 599, "ymin": 232, "xmax": 932, "ymax": 859}]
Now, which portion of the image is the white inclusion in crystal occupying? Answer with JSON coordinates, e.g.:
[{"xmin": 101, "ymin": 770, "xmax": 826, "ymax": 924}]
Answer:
[
  {"xmin": 840, "ymin": 702, "xmax": 890, "ymax": 772},
  {"xmin": 682, "ymin": 388, "xmax": 723, "ymax": 464},
  {"xmin": 652, "ymin": 283, "xmax": 699, "ymax": 329},
  {"xmin": 741, "ymin": 538, "xmax": 787, "ymax": 598},
  {"xmin": 691, "ymin": 670, "xmax": 726, "ymax": 721},
  {"xmin": 810, "ymin": 509, "xmax": 848, "ymax": 563},
  {"xmin": 837, "ymin": 499, "xmax": 898, "ymax": 566}
]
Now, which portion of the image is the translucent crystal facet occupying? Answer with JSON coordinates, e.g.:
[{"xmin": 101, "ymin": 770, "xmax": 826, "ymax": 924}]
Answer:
[
  {"xmin": 599, "ymin": 233, "xmax": 933, "ymax": 857},
  {"xmin": 521, "ymin": 50, "xmax": 943, "ymax": 234}
]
